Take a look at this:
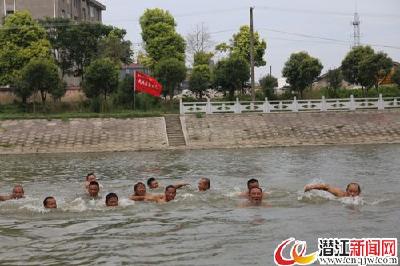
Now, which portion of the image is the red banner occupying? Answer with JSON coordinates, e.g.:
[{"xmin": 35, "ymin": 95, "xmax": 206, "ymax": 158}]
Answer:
[{"xmin": 134, "ymin": 71, "xmax": 163, "ymax": 97}]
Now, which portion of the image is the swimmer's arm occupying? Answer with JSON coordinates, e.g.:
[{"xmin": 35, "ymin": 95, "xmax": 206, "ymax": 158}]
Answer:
[
  {"xmin": 237, "ymin": 191, "xmax": 248, "ymax": 198},
  {"xmin": 173, "ymin": 182, "xmax": 189, "ymax": 189},
  {"xmin": 304, "ymin": 184, "xmax": 346, "ymax": 197},
  {"xmin": 144, "ymin": 194, "xmax": 164, "ymax": 202},
  {"xmin": 129, "ymin": 195, "xmax": 146, "ymax": 201},
  {"xmin": 0, "ymin": 195, "xmax": 11, "ymax": 201}
]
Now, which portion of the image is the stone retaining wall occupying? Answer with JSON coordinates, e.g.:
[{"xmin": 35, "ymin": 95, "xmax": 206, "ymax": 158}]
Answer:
[
  {"xmin": 183, "ymin": 110, "xmax": 400, "ymax": 149},
  {"xmin": 0, "ymin": 118, "xmax": 168, "ymax": 154},
  {"xmin": 1, "ymin": 110, "xmax": 400, "ymax": 154}
]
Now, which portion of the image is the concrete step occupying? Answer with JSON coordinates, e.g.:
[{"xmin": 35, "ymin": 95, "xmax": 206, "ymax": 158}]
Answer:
[{"xmin": 165, "ymin": 115, "xmax": 186, "ymax": 147}]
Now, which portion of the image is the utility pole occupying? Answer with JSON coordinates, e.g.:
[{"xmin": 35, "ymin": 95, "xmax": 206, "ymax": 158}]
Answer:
[{"xmin": 250, "ymin": 7, "xmax": 255, "ymax": 101}]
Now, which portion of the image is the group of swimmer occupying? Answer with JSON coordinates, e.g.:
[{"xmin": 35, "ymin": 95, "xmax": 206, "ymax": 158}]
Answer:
[{"xmin": 0, "ymin": 172, "xmax": 362, "ymax": 209}]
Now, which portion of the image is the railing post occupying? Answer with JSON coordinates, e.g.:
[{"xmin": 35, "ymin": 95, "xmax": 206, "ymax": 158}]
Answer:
[
  {"xmin": 394, "ymin": 98, "xmax": 398, "ymax": 107},
  {"xmin": 264, "ymin": 97, "xmax": 270, "ymax": 113},
  {"xmin": 350, "ymin": 95, "xmax": 356, "ymax": 111},
  {"xmin": 206, "ymin": 98, "xmax": 212, "ymax": 114},
  {"xmin": 378, "ymin": 93, "xmax": 384, "ymax": 110},
  {"xmin": 234, "ymin": 97, "xmax": 241, "ymax": 113},
  {"xmin": 179, "ymin": 98, "xmax": 183, "ymax": 114},
  {"xmin": 293, "ymin": 96, "xmax": 298, "ymax": 112},
  {"xmin": 321, "ymin": 96, "xmax": 327, "ymax": 111}
]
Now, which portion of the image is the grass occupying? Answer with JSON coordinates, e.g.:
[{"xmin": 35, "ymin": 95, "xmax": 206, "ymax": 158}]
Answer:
[
  {"xmin": 0, "ymin": 110, "xmax": 174, "ymax": 120},
  {"xmin": 0, "ymin": 101, "xmax": 179, "ymax": 120}
]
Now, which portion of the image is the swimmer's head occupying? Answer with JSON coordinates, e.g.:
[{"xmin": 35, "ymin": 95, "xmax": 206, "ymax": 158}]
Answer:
[
  {"xmin": 147, "ymin": 178, "xmax": 158, "ymax": 189},
  {"xmin": 198, "ymin": 178, "xmax": 210, "ymax": 191},
  {"xmin": 105, "ymin": 193, "xmax": 118, "ymax": 207},
  {"xmin": 165, "ymin": 185, "xmax": 176, "ymax": 202},
  {"xmin": 346, "ymin": 183, "xmax": 361, "ymax": 197},
  {"xmin": 86, "ymin": 173, "xmax": 97, "ymax": 183},
  {"xmin": 88, "ymin": 181, "xmax": 100, "ymax": 197},
  {"xmin": 247, "ymin": 179, "xmax": 259, "ymax": 191},
  {"xmin": 134, "ymin": 182, "xmax": 146, "ymax": 196},
  {"xmin": 249, "ymin": 187, "xmax": 263, "ymax": 204},
  {"xmin": 12, "ymin": 185, "xmax": 24, "ymax": 199},
  {"xmin": 43, "ymin": 196, "xmax": 57, "ymax": 209}
]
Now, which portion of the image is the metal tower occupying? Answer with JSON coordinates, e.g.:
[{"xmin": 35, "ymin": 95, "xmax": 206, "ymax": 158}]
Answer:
[{"xmin": 352, "ymin": 11, "xmax": 361, "ymax": 47}]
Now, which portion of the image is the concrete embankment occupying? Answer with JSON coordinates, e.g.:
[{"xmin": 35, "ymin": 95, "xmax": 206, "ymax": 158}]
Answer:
[{"xmin": 1, "ymin": 110, "xmax": 400, "ymax": 154}]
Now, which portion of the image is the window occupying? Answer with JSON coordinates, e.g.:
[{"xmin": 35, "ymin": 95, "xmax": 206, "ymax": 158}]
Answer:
[
  {"xmin": 90, "ymin": 6, "xmax": 94, "ymax": 18},
  {"xmin": 6, "ymin": 10, "xmax": 14, "ymax": 15}
]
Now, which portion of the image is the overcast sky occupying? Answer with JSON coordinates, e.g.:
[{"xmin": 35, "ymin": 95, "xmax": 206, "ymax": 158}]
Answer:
[{"xmin": 98, "ymin": 0, "xmax": 400, "ymax": 79}]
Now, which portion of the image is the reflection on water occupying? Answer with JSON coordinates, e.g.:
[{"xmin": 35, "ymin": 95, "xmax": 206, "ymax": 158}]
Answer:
[{"xmin": 1, "ymin": 144, "xmax": 400, "ymax": 265}]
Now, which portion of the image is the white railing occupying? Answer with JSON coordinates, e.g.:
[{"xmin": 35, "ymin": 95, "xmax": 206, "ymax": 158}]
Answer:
[{"xmin": 180, "ymin": 94, "xmax": 400, "ymax": 114}]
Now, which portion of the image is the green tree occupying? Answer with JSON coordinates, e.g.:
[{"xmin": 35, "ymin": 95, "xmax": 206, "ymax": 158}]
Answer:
[
  {"xmin": 154, "ymin": 58, "xmax": 187, "ymax": 100},
  {"xmin": 18, "ymin": 58, "xmax": 64, "ymax": 109},
  {"xmin": 341, "ymin": 46, "xmax": 374, "ymax": 86},
  {"xmin": 140, "ymin": 8, "xmax": 186, "ymax": 67},
  {"xmin": 98, "ymin": 28, "xmax": 133, "ymax": 66},
  {"xmin": 68, "ymin": 22, "xmax": 114, "ymax": 78},
  {"xmin": 216, "ymin": 25, "xmax": 266, "ymax": 67},
  {"xmin": 83, "ymin": 58, "xmax": 119, "ymax": 104},
  {"xmin": 113, "ymin": 75, "xmax": 135, "ymax": 109},
  {"xmin": 189, "ymin": 65, "xmax": 212, "ymax": 99},
  {"xmin": 259, "ymin": 75, "xmax": 278, "ymax": 99},
  {"xmin": 358, "ymin": 52, "xmax": 393, "ymax": 92},
  {"xmin": 392, "ymin": 67, "xmax": 400, "ymax": 88},
  {"xmin": 0, "ymin": 11, "xmax": 51, "ymax": 85},
  {"xmin": 41, "ymin": 18, "xmax": 115, "ymax": 78},
  {"xmin": 326, "ymin": 68, "xmax": 343, "ymax": 97},
  {"xmin": 282, "ymin": 51, "xmax": 323, "ymax": 98},
  {"xmin": 214, "ymin": 55, "xmax": 250, "ymax": 100},
  {"xmin": 193, "ymin": 51, "xmax": 214, "ymax": 66},
  {"xmin": 40, "ymin": 17, "xmax": 74, "ymax": 78}
]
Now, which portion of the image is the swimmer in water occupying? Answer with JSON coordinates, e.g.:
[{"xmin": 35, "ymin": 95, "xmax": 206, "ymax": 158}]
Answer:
[
  {"xmin": 105, "ymin": 193, "xmax": 118, "ymax": 207},
  {"xmin": 304, "ymin": 182, "xmax": 361, "ymax": 197},
  {"xmin": 87, "ymin": 181, "xmax": 100, "ymax": 199},
  {"xmin": 146, "ymin": 177, "xmax": 189, "ymax": 190},
  {"xmin": 238, "ymin": 178, "xmax": 262, "ymax": 198},
  {"xmin": 84, "ymin": 173, "xmax": 103, "ymax": 192},
  {"xmin": 43, "ymin": 196, "xmax": 57, "ymax": 209},
  {"xmin": 239, "ymin": 187, "xmax": 269, "ymax": 207},
  {"xmin": 198, "ymin": 177, "xmax": 210, "ymax": 192},
  {"xmin": 148, "ymin": 185, "xmax": 177, "ymax": 203},
  {"xmin": 129, "ymin": 182, "xmax": 163, "ymax": 202},
  {"xmin": 0, "ymin": 184, "xmax": 25, "ymax": 201}
]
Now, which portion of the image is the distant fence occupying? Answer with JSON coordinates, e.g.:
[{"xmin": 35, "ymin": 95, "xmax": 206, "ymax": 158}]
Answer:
[{"xmin": 180, "ymin": 94, "xmax": 400, "ymax": 114}]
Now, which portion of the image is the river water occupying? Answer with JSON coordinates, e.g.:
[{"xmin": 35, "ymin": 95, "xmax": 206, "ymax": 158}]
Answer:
[{"xmin": 0, "ymin": 145, "xmax": 399, "ymax": 265}]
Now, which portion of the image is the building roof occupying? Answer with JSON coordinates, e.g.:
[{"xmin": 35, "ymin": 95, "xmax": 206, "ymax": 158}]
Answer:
[{"xmin": 89, "ymin": 0, "xmax": 106, "ymax": 10}]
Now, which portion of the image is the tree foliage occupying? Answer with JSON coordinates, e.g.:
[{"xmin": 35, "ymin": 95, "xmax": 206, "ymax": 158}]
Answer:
[
  {"xmin": 17, "ymin": 58, "xmax": 64, "ymax": 105},
  {"xmin": 82, "ymin": 58, "xmax": 119, "ymax": 102},
  {"xmin": 154, "ymin": 58, "xmax": 187, "ymax": 99},
  {"xmin": 189, "ymin": 65, "xmax": 212, "ymax": 99},
  {"xmin": 98, "ymin": 28, "xmax": 133, "ymax": 66},
  {"xmin": 0, "ymin": 11, "xmax": 51, "ymax": 85},
  {"xmin": 140, "ymin": 8, "xmax": 186, "ymax": 67},
  {"xmin": 193, "ymin": 51, "xmax": 214, "ymax": 66},
  {"xmin": 358, "ymin": 52, "xmax": 392, "ymax": 89},
  {"xmin": 214, "ymin": 55, "xmax": 250, "ymax": 99},
  {"xmin": 392, "ymin": 67, "xmax": 400, "ymax": 87},
  {"xmin": 282, "ymin": 51, "xmax": 323, "ymax": 98},
  {"xmin": 41, "ymin": 18, "xmax": 119, "ymax": 78},
  {"xmin": 216, "ymin": 25, "xmax": 266, "ymax": 67},
  {"xmin": 341, "ymin": 46, "xmax": 393, "ymax": 92},
  {"xmin": 259, "ymin": 75, "xmax": 278, "ymax": 99}
]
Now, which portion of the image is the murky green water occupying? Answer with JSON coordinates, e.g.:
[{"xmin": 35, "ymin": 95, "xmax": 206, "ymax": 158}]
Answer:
[{"xmin": 1, "ymin": 145, "xmax": 399, "ymax": 265}]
